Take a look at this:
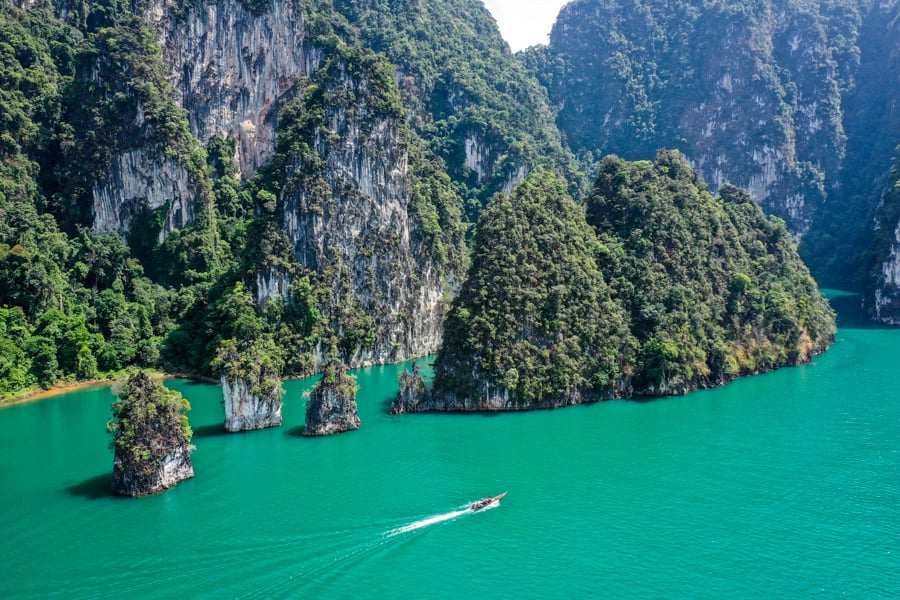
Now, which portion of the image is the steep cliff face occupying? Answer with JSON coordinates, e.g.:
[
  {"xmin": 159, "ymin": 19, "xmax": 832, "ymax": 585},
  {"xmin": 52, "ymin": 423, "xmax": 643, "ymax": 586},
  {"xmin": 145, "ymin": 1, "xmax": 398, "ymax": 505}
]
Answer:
[
  {"xmin": 304, "ymin": 359, "xmax": 360, "ymax": 436},
  {"xmin": 221, "ymin": 376, "xmax": 283, "ymax": 431},
  {"xmin": 58, "ymin": 6, "xmax": 212, "ymax": 241},
  {"xmin": 866, "ymin": 156, "xmax": 900, "ymax": 325},
  {"xmin": 333, "ymin": 0, "xmax": 584, "ymax": 208},
  {"xmin": 112, "ymin": 443, "xmax": 193, "ymax": 497},
  {"xmin": 214, "ymin": 339, "xmax": 284, "ymax": 431},
  {"xmin": 148, "ymin": 0, "xmax": 321, "ymax": 179},
  {"xmin": 841, "ymin": 1, "xmax": 900, "ymax": 321},
  {"xmin": 534, "ymin": 0, "xmax": 856, "ymax": 234},
  {"xmin": 276, "ymin": 49, "xmax": 450, "ymax": 368},
  {"xmin": 92, "ymin": 149, "xmax": 196, "ymax": 240}
]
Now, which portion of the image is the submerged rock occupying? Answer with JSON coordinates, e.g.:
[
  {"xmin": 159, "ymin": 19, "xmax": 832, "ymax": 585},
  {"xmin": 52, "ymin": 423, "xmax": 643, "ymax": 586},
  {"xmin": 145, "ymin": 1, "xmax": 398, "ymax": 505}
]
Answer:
[
  {"xmin": 305, "ymin": 359, "xmax": 360, "ymax": 436},
  {"xmin": 108, "ymin": 372, "xmax": 194, "ymax": 497},
  {"xmin": 214, "ymin": 338, "xmax": 284, "ymax": 432}
]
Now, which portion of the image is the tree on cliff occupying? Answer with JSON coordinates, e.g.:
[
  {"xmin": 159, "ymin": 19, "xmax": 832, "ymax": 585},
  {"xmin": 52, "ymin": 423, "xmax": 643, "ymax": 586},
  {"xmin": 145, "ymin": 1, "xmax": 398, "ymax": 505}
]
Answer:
[
  {"xmin": 432, "ymin": 171, "xmax": 633, "ymax": 406},
  {"xmin": 107, "ymin": 372, "xmax": 194, "ymax": 496}
]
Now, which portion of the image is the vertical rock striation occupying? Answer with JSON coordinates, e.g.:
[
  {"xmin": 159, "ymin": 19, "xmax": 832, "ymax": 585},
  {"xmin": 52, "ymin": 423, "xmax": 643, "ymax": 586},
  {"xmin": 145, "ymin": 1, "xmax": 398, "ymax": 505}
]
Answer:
[
  {"xmin": 148, "ymin": 0, "xmax": 319, "ymax": 179},
  {"xmin": 214, "ymin": 339, "xmax": 284, "ymax": 432},
  {"xmin": 279, "ymin": 51, "xmax": 448, "ymax": 369},
  {"xmin": 221, "ymin": 376, "xmax": 283, "ymax": 432},
  {"xmin": 304, "ymin": 359, "xmax": 360, "ymax": 436},
  {"xmin": 92, "ymin": 149, "xmax": 197, "ymax": 240}
]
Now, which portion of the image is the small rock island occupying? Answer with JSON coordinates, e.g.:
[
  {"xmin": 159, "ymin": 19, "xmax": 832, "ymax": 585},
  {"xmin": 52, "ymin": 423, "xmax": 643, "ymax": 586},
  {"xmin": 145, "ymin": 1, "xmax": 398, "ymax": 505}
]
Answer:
[
  {"xmin": 305, "ymin": 359, "xmax": 360, "ymax": 436},
  {"xmin": 213, "ymin": 339, "xmax": 284, "ymax": 432},
  {"xmin": 390, "ymin": 362, "xmax": 428, "ymax": 415},
  {"xmin": 108, "ymin": 372, "xmax": 194, "ymax": 497}
]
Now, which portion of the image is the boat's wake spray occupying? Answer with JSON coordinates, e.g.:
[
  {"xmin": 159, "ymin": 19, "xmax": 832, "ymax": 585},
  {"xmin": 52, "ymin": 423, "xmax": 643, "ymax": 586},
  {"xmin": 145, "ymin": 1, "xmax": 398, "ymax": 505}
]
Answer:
[
  {"xmin": 259, "ymin": 499, "xmax": 503, "ymax": 596},
  {"xmin": 388, "ymin": 509, "xmax": 468, "ymax": 536},
  {"xmin": 387, "ymin": 499, "xmax": 501, "ymax": 537}
]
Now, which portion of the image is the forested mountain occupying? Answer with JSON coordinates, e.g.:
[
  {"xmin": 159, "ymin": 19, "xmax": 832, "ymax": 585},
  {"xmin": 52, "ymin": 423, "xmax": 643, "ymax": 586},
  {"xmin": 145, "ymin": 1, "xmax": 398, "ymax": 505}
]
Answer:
[
  {"xmin": 587, "ymin": 152, "xmax": 834, "ymax": 395},
  {"xmin": 429, "ymin": 171, "xmax": 633, "ymax": 409},
  {"xmin": 527, "ymin": 0, "xmax": 900, "ymax": 306},
  {"xmin": 0, "ymin": 0, "xmax": 849, "ymax": 403},
  {"xmin": 0, "ymin": 0, "xmax": 580, "ymax": 397},
  {"xmin": 394, "ymin": 154, "xmax": 834, "ymax": 411}
]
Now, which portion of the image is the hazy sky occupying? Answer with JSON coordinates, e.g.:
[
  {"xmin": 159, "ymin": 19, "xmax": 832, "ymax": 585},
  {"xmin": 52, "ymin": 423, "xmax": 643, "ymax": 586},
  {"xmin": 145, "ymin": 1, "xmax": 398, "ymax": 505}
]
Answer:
[{"xmin": 480, "ymin": 0, "xmax": 572, "ymax": 51}]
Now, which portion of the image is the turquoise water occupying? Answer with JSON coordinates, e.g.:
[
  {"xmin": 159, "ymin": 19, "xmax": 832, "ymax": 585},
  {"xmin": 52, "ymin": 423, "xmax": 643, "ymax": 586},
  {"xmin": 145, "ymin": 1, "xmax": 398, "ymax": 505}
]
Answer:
[{"xmin": 1, "ymin": 292, "xmax": 897, "ymax": 598}]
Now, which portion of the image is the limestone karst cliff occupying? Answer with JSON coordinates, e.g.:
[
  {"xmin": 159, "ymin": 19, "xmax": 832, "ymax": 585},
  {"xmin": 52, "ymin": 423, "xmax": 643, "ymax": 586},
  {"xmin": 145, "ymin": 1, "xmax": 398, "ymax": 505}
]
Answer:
[
  {"xmin": 270, "ymin": 47, "xmax": 450, "ymax": 368},
  {"xmin": 147, "ymin": 0, "xmax": 320, "ymax": 179},
  {"xmin": 532, "ymin": 0, "xmax": 900, "ymax": 308},
  {"xmin": 865, "ymin": 151, "xmax": 900, "ymax": 325},
  {"xmin": 531, "ymin": 0, "xmax": 853, "ymax": 234},
  {"xmin": 304, "ymin": 358, "xmax": 360, "ymax": 435},
  {"xmin": 213, "ymin": 338, "xmax": 284, "ymax": 432},
  {"xmin": 108, "ymin": 372, "xmax": 194, "ymax": 496},
  {"xmin": 0, "ymin": 0, "xmax": 870, "ymax": 399}
]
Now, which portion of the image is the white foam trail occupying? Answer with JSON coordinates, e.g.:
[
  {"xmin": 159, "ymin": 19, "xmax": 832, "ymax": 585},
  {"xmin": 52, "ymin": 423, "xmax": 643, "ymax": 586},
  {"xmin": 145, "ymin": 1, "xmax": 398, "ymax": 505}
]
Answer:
[{"xmin": 388, "ymin": 509, "xmax": 469, "ymax": 536}]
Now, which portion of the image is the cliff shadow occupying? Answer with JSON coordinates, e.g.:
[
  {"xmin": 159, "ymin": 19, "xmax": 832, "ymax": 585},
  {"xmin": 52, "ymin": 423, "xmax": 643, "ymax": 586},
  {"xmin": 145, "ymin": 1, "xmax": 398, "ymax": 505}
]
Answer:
[
  {"xmin": 191, "ymin": 424, "xmax": 231, "ymax": 439},
  {"xmin": 67, "ymin": 473, "xmax": 115, "ymax": 500},
  {"xmin": 828, "ymin": 292, "xmax": 900, "ymax": 330},
  {"xmin": 286, "ymin": 425, "xmax": 308, "ymax": 437}
]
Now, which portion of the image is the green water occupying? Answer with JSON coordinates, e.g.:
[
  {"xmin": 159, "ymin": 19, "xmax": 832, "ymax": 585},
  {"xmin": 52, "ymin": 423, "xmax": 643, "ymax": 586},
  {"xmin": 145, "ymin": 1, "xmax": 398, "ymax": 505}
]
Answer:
[{"xmin": 1, "ymin": 292, "xmax": 897, "ymax": 598}]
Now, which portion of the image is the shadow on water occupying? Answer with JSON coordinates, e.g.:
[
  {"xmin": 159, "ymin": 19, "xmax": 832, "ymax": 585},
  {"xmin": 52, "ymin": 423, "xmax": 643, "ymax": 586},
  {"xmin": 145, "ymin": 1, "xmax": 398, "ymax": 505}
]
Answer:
[
  {"xmin": 286, "ymin": 425, "xmax": 307, "ymax": 437},
  {"xmin": 191, "ymin": 424, "xmax": 231, "ymax": 439},
  {"xmin": 67, "ymin": 473, "xmax": 115, "ymax": 500},
  {"xmin": 827, "ymin": 292, "xmax": 900, "ymax": 330}
]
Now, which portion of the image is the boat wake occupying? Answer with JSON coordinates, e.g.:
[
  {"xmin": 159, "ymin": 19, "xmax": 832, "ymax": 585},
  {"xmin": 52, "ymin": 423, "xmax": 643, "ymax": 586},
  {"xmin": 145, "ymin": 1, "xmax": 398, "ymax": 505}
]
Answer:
[
  {"xmin": 388, "ymin": 499, "xmax": 501, "ymax": 537},
  {"xmin": 387, "ymin": 509, "xmax": 468, "ymax": 536},
  {"xmin": 245, "ymin": 500, "xmax": 503, "ymax": 597}
]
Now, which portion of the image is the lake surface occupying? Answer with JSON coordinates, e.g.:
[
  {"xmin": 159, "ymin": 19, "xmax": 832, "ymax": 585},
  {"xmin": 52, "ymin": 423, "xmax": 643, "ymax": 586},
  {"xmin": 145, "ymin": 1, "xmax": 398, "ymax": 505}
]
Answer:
[{"xmin": 1, "ymin": 291, "xmax": 897, "ymax": 598}]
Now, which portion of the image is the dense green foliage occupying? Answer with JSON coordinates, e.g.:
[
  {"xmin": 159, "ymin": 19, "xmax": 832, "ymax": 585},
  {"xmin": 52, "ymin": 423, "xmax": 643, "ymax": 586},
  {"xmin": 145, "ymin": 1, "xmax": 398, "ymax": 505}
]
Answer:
[
  {"xmin": 528, "ymin": 0, "xmax": 900, "ymax": 290},
  {"xmin": 433, "ymin": 155, "xmax": 835, "ymax": 403},
  {"xmin": 433, "ymin": 172, "xmax": 632, "ymax": 403},
  {"xmin": 327, "ymin": 0, "xmax": 590, "ymax": 214},
  {"xmin": 107, "ymin": 371, "xmax": 192, "ymax": 465},
  {"xmin": 588, "ymin": 152, "xmax": 835, "ymax": 393},
  {"xmin": 211, "ymin": 336, "xmax": 284, "ymax": 399},
  {"xmin": 0, "ymin": 0, "xmax": 845, "ymax": 402},
  {"xmin": 0, "ymin": 2, "xmax": 217, "ymax": 398}
]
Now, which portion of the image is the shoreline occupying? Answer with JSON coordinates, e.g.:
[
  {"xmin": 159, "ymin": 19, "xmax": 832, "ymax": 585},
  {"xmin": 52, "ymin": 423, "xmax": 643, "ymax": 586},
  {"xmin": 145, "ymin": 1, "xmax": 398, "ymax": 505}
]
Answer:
[
  {"xmin": 0, "ymin": 357, "xmax": 433, "ymax": 410},
  {"xmin": 0, "ymin": 371, "xmax": 220, "ymax": 409},
  {"xmin": 0, "ymin": 377, "xmax": 124, "ymax": 409}
]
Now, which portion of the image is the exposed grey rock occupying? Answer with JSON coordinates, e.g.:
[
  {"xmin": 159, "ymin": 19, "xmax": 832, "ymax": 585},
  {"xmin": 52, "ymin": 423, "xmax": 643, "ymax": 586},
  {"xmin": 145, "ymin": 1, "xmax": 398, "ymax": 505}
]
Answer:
[
  {"xmin": 216, "ymin": 340, "xmax": 284, "ymax": 432},
  {"xmin": 112, "ymin": 444, "xmax": 194, "ymax": 497},
  {"xmin": 390, "ymin": 362, "xmax": 428, "ymax": 414},
  {"xmin": 304, "ymin": 360, "xmax": 360, "ymax": 436},
  {"xmin": 92, "ymin": 148, "xmax": 197, "ymax": 241},
  {"xmin": 148, "ymin": 0, "xmax": 320, "ymax": 179},
  {"xmin": 222, "ymin": 376, "xmax": 283, "ymax": 432},
  {"xmin": 279, "ymin": 56, "xmax": 449, "ymax": 370}
]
